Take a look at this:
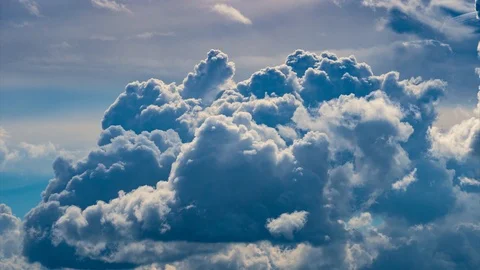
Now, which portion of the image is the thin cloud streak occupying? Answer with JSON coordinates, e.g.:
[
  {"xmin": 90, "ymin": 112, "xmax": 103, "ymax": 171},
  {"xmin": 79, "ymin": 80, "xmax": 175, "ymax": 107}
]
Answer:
[
  {"xmin": 212, "ymin": 4, "xmax": 252, "ymax": 25},
  {"xmin": 91, "ymin": 0, "xmax": 132, "ymax": 14}
]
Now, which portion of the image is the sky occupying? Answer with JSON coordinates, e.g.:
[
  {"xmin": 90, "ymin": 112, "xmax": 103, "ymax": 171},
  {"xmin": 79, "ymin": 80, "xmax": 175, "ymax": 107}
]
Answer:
[{"xmin": 0, "ymin": 0, "xmax": 480, "ymax": 269}]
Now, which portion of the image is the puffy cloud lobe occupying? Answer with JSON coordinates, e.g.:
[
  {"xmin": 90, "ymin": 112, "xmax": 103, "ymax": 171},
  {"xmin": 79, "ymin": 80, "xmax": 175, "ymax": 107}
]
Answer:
[
  {"xmin": 0, "ymin": 204, "xmax": 43, "ymax": 270},
  {"xmin": 206, "ymin": 90, "xmax": 302, "ymax": 130},
  {"xmin": 285, "ymin": 49, "xmax": 321, "ymax": 77},
  {"xmin": 0, "ymin": 204, "xmax": 22, "ymax": 259},
  {"xmin": 237, "ymin": 65, "xmax": 300, "ymax": 98},
  {"xmin": 19, "ymin": 49, "xmax": 480, "ymax": 269},
  {"xmin": 180, "ymin": 49, "xmax": 235, "ymax": 100},
  {"xmin": 429, "ymin": 117, "xmax": 480, "ymax": 160},
  {"xmin": 266, "ymin": 211, "xmax": 309, "ymax": 240},
  {"xmin": 300, "ymin": 54, "xmax": 381, "ymax": 107},
  {"xmin": 428, "ymin": 90, "xmax": 480, "ymax": 195},
  {"xmin": 41, "ymin": 126, "xmax": 181, "ymax": 209},
  {"xmin": 102, "ymin": 78, "xmax": 200, "ymax": 140},
  {"xmin": 102, "ymin": 50, "xmax": 235, "ymax": 141}
]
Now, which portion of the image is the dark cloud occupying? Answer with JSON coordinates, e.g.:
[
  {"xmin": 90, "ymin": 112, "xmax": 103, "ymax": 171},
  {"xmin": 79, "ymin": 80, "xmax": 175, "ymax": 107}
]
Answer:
[{"xmin": 476, "ymin": 0, "xmax": 480, "ymax": 19}]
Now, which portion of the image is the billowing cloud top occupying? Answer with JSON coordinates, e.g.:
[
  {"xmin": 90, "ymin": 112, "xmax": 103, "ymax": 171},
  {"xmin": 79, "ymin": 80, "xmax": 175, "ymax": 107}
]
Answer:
[{"xmin": 2, "ymin": 48, "xmax": 480, "ymax": 270}]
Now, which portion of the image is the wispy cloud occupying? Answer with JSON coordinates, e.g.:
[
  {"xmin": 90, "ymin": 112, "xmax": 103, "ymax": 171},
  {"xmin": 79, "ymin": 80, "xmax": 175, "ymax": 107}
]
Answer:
[
  {"xmin": 10, "ymin": 21, "xmax": 31, "ymax": 28},
  {"xmin": 50, "ymin": 41, "xmax": 71, "ymax": 50},
  {"xmin": 89, "ymin": 35, "xmax": 118, "ymax": 41},
  {"xmin": 135, "ymin": 31, "xmax": 175, "ymax": 39},
  {"xmin": 91, "ymin": 0, "xmax": 132, "ymax": 14},
  {"xmin": 212, "ymin": 4, "xmax": 252, "ymax": 25},
  {"xmin": 18, "ymin": 0, "xmax": 41, "ymax": 17}
]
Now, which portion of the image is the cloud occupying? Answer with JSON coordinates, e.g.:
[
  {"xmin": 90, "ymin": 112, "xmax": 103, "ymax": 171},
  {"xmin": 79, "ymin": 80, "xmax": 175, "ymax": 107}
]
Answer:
[
  {"xmin": 392, "ymin": 168, "xmax": 417, "ymax": 191},
  {"xmin": 459, "ymin": 176, "xmax": 480, "ymax": 187},
  {"xmin": 361, "ymin": 0, "xmax": 477, "ymax": 40},
  {"xmin": 181, "ymin": 49, "xmax": 235, "ymax": 100},
  {"xmin": 0, "ymin": 204, "xmax": 44, "ymax": 270},
  {"xmin": 476, "ymin": 84, "xmax": 480, "ymax": 116},
  {"xmin": 266, "ymin": 211, "xmax": 309, "ymax": 240},
  {"xmin": 0, "ymin": 128, "xmax": 16, "ymax": 168},
  {"xmin": 102, "ymin": 50, "xmax": 235, "ymax": 140},
  {"xmin": 18, "ymin": 142, "xmax": 57, "ymax": 158},
  {"xmin": 135, "ymin": 32, "xmax": 175, "ymax": 40},
  {"xmin": 18, "ymin": 0, "xmax": 40, "ymax": 17},
  {"xmin": 212, "ymin": 4, "xmax": 252, "ymax": 25},
  {"xmin": 89, "ymin": 35, "xmax": 117, "ymax": 41},
  {"xmin": 2, "ymin": 49, "xmax": 477, "ymax": 269},
  {"xmin": 0, "ymin": 128, "xmax": 62, "ymax": 172},
  {"xmin": 429, "ymin": 116, "xmax": 480, "ymax": 160},
  {"xmin": 477, "ymin": 0, "xmax": 480, "ymax": 19},
  {"xmin": 346, "ymin": 212, "xmax": 372, "ymax": 229},
  {"xmin": 91, "ymin": 0, "xmax": 132, "ymax": 14}
]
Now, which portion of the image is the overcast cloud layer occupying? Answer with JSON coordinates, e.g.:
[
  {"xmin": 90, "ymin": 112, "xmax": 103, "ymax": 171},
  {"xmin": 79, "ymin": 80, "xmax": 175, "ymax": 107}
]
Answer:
[{"xmin": 0, "ymin": 0, "xmax": 480, "ymax": 269}]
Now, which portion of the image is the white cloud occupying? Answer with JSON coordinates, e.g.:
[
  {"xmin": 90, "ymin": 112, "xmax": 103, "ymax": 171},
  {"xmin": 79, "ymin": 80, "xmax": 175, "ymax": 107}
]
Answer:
[
  {"xmin": 266, "ymin": 211, "xmax": 309, "ymax": 240},
  {"xmin": 212, "ymin": 4, "xmax": 252, "ymax": 25},
  {"xmin": 429, "ymin": 117, "xmax": 480, "ymax": 160},
  {"xmin": 347, "ymin": 212, "xmax": 372, "ymax": 229},
  {"xmin": 392, "ymin": 169, "xmax": 417, "ymax": 191},
  {"xmin": 19, "ymin": 142, "xmax": 57, "ymax": 158},
  {"xmin": 18, "ymin": 0, "xmax": 41, "ymax": 17},
  {"xmin": 459, "ymin": 177, "xmax": 480, "ymax": 187},
  {"xmin": 91, "ymin": 0, "xmax": 132, "ymax": 14}
]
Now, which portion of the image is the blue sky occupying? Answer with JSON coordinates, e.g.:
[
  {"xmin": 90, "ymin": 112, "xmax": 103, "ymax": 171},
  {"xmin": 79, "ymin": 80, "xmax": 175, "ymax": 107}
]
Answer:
[{"xmin": 0, "ymin": 0, "xmax": 480, "ymax": 269}]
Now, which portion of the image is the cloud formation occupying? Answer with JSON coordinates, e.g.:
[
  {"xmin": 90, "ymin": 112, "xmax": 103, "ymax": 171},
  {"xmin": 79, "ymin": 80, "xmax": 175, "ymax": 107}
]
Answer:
[
  {"xmin": 0, "ymin": 204, "xmax": 43, "ymax": 270},
  {"xmin": 91, "ymin": 0, "xmax": 132, "ymax": 14},
  {"xmin": 18, "ymin": 0, "xmax": 40, "ymax": 17},
  {"xmin": 212, "ymin": 4, "xmax": 252, "ymax": 25},
  {"xmin": 2, "ymin": 48, "xmax": 479, "ymax": 269},
  {"xmin": 361, "ymin": 0, "xmax": 476, "ymax": 40}
]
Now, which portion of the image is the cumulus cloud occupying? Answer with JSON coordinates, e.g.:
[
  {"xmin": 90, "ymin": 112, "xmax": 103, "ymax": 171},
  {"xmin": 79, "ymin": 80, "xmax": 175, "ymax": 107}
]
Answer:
[
  {"xmin": 181, "ymin": 49, "xmax": 235, "ymax": 100},
  {"xmin": 346, "ymin": 212, "xmax": 372, "ymax": 229},
  {"xmin": 266, "ymin": 211, "xmax": 309, "ymax": 240},
  {"xmin": 3, "ymin": 49, "xmax": 478, "ymax": 269},
  {"xmin": 102, "ymin": 50, "xmax": 235, "ymax": 140},
  {"xmin": 212, "ymin": 4, "xmax": 252, "ymax": 25},
  {"xmin": 429, "ymin": 114, "xmax": 480, "ymax": 160},
  {"xmin": 0, "ymin": 204, "xmax": 43, "ymax": 270}
]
